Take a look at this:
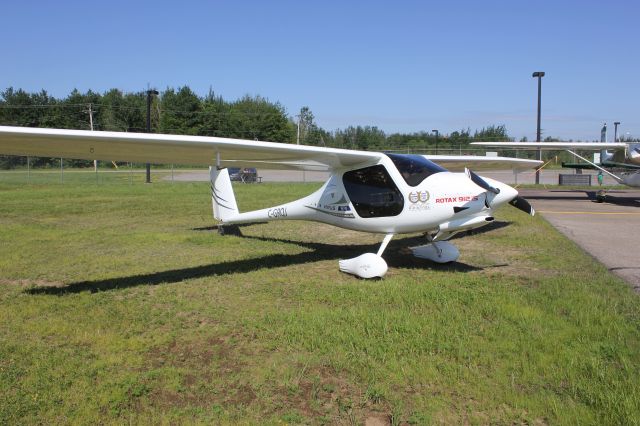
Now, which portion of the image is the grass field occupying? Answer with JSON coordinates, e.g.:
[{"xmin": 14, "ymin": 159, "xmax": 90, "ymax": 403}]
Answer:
[{"xmin": 1, "ymin": 173, "xmax": 639, "ymax": 425}]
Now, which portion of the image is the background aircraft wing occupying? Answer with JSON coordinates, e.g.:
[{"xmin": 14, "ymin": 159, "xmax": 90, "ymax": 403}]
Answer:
[
  {"xmin": 0, "ymin": 126, "xmax": 382, "ymax": 171},
  {"xmin": 471, "ymin": 141, "xmax": 628, "ymax": 150},
  {"xmin": 426, "ymin": 155, "xmax": 541, "ymax": 171}
]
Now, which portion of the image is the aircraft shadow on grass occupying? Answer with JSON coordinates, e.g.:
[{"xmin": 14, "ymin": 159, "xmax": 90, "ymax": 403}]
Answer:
[{"xmin": 26, "ymin": 221, "xmax": 511, "ymax": 296}]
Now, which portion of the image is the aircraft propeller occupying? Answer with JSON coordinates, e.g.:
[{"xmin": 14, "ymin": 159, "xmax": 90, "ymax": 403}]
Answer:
[
  {"xmin": 509, "ymin": 196, "xmax": 535, "ymax": 216},
  {"xmin": 465, "ymin": 167, "xmax": 499, "ymax": 208},
  {"xmin": 465, "ymin": 167, "xmax": 535, "ymax": 215},
  {"xmin": 465, "ymin": 168, "xmax": 500, "ymax": 195}
]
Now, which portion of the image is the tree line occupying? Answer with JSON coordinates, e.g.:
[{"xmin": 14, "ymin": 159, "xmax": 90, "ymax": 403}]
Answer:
[{"xmin": 0, "ymin": 86, "xmax": 512, "ymax": 169}]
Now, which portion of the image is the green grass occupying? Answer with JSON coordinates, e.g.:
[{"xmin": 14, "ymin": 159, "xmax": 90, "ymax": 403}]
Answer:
[{"xmin": 1, "ymin": 174, "xmax": 639, "ymax": 425}]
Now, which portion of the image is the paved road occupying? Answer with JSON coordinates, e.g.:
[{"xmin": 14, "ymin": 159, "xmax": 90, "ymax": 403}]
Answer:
[
  {"xmin": 519, "ymin": 188, "xmax": 640, "ymax": 291},
  {"xmin": 168, "ymin": 168, "xmax": 618, "ymax": 185},
  {"xmin": 169, "ymin": 169, "xmax": 330, "ymax": 183}
]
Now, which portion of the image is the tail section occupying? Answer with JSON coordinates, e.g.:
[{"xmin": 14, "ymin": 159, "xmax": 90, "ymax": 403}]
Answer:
[
  {"xmin": 599, "ymin": 122, "xmax": 614, "ymax": 163},
  {"xmin": 210, "ymin": 166, "xmax": 239, "ymax": 222}
]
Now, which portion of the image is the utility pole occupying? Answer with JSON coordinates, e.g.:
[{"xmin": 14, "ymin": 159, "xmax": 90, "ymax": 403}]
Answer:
[
  {"xmin": 296, "ymin": 113, "xmax": 305, "ymax": 182},
  {"xmin": 432, "ymin": 129, "xmax": 439, "ymax": 155},
  {"xmin": 614, "ymin": 121, "xmax": 620, "ymax": 142},
  {"xmin": 87, "ymin": 103, "xmax": 97, "ymax": 177},
  {"xmin": 146, "ymin": 89, "xmax": 159, "ymax": 183},
  {"xmin": 532, "ymin": 71, "xmax": 545, "ymax": 184},
  {"xmin": 85, "ymin": 103, "xmax": 98, "ymax": 172},
  {"xmin": 88, "ymin": 103, "xmax": 94, "ymax": 130}
]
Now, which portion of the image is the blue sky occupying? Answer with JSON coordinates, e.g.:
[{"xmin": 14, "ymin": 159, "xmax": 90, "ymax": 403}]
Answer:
[{"xmin": 2, "ymin": 0, "xmax": 638, "ymax": 141}]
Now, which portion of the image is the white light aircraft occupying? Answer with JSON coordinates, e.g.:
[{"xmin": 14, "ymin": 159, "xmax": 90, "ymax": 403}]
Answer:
[
  {"xmin": 471, "ymin": 140, "xmax": 640, "ymax": 188},
  {"xmin": 0, "ymin": 126, "xmax": 540, "ymax": 278}
]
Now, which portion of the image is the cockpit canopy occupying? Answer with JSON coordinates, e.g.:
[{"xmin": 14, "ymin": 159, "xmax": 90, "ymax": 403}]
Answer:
[
  {"xmin": 386, "ymin": 153, "xmax": 448, "ymax": 186},
  {"xmin": 340, "ymin": 154, "xmax": 448, "ymax": 219}
]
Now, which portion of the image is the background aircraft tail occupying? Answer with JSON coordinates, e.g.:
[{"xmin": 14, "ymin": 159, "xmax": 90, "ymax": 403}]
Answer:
[
  {"xmin": 600, "ymin": 122, "xmax": 615, "ymax": 163},
  {"xmin": 210, "ymin": 167, "xmax": 239, "ymax": 222}
]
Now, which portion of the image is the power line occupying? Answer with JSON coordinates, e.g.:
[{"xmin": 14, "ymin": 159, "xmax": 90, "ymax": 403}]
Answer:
[{"xmin": 0, "ymin": 102, "xmax": 292, "ymax": 116}]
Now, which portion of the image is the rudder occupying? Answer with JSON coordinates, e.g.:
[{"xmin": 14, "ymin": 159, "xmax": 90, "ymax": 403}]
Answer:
[{"xmin": 210, "ymin": 166, "xmax": 239, "ymax": 222}]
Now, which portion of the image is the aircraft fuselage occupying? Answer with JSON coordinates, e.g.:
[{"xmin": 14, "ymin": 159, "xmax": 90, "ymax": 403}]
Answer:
[{"xmin": 224, "ymin": 154, "xmax": 518, "ymax": 236}]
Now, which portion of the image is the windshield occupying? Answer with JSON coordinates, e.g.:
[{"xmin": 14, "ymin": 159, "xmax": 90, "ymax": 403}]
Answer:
[{"xmin": 386, "ymin": 153, "xmax": 448, "ymax": 186}]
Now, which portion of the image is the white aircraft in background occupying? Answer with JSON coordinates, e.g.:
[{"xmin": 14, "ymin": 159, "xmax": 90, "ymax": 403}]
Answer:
[
  {"xmin": 472, "ymin": 139, "xmax": 640, "ymax": 189},
  {"xmin": 0, "ymin": 126, "xmax": 540, "ymax": 278}
]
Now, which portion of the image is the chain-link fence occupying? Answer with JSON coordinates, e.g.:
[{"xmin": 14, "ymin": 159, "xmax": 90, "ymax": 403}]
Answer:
[
  {"xmin": 0, "ymin": 151, "xmax": 618, "ymax": 187},
  {"xmin": 0, "ymin": 159, "xmax": 200, "ymax": 185}
]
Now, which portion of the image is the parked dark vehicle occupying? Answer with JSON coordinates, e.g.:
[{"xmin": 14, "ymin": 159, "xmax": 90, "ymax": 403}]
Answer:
[
  {"xmin": 228, "ymin": 167, "xmax": 258, "ymax": 183},
  {"xmin": 228, "ymin": 168, "xmax": 242, "ymax": 181}
]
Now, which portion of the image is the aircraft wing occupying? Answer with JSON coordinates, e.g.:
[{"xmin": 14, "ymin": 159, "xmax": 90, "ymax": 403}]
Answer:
[
  {"xmin": 425, "ymin": 155, "xmax": 541, "ymax": 171},
  {"xmin": 471, "ymin": 141, "xmax": 628, "ymax": 150},
  {"xmin": 603, "ymin": 160, "xmax": 640, "ymax": 170},
  {"xmin": 0, "ymin": 126, "xmax": 382, "ymax": 172}
]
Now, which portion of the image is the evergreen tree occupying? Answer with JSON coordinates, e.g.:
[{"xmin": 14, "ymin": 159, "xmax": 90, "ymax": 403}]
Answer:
[
  {"xmin": 0, "ymin": 85, "xmax": 522, "ymax": 169},
  {"xmin": 160, "ymin": 87, "xmax": 202, "ymax": 135}
]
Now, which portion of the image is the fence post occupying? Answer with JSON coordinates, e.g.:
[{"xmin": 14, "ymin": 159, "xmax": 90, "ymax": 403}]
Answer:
[{"xmin": 60, "ymin": 158, "xmax": 63, "ymax": 184}]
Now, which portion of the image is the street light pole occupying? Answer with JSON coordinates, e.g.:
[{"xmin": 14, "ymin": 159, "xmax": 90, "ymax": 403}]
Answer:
[
  {"xmin": 146, "ymin": 89, "xmax": 159, "ymax": 184},
  {"xmin": 295, "ymin": 113, "xmax": 306, "ymax": 182},
  {"xmin": 532, "ymin": 71, "xmax": 545, "ymax": 184},
  {"xmin": 614, "ymin": 121, "xmax": 620, "ymax": 142},
  {"xmin": 432, "ymin": 129, "xmax": 439, "ymax": 155}
]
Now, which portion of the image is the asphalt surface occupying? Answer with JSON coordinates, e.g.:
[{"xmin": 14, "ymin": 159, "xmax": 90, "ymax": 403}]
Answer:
[
  {"xmin": 168, "ymin": 168, "xmax": 619, "ymax": 185},
  {"xmin": 519, "ymin": 188, "xmax": 640, "ymax": 291},
  {"xmin": 169, "ymin": 169, "xmax": 331, "ymax": 183}
]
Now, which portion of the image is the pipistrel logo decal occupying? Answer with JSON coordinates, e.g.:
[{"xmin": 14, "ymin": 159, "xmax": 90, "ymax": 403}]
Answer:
[{"xmin": 408, "ymin": 191, "xmax": 430, "ymax": 203}]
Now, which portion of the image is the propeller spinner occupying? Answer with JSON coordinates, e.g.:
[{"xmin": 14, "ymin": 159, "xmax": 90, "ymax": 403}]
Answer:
[{"xmin": 465, "ymin": 168, "xmax": 535, "ymax": 216}]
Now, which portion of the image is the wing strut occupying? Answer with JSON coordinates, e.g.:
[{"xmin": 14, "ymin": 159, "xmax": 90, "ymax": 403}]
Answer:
[{"xmin": 566, "ymin": 150, "xmax": 623, "ymax": 183}]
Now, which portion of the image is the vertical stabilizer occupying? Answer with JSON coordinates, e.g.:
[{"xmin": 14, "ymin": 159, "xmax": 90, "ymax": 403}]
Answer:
[
  {"xmin": 210, "ymin": 166, "xmax": 239, "ymax": 222},
  {"xmin": 600, "ymin": 122, "xmax": 614, "ymax": 163}
]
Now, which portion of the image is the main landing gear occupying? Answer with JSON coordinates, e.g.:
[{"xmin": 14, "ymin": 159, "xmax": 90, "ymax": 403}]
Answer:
[
  {"xmin": 339, "ymin": 233, "xmax": 461, "ymax": 279},
  {"xmin": 339, "ymin": 234, "xmax": 393, "ymax": 279}
]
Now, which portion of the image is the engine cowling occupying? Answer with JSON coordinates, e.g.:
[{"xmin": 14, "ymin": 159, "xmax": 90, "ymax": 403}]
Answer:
[{"xmin": 626, "ymin": 144, "xmax": 640, "ymax": 165}]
